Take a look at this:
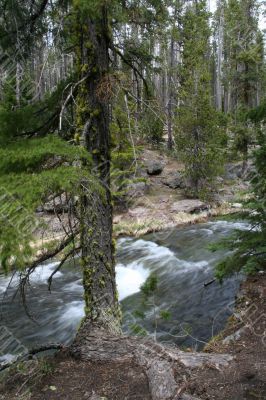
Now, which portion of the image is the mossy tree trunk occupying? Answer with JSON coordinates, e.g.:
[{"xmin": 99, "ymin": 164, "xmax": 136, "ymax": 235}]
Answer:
[{"xmin": 73, "ymin": 3, "xmax": 120, "ymax": 334}]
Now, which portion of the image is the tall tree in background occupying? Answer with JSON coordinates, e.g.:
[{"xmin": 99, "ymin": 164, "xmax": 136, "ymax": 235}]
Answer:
[
  {"xmin": 217, "ymin": 0, "xmax": 264, "ymax": 167},
  {"xmin": 176, "ymin": 0, "xmax": 225, "ymax": 198},
  {"xmin": 213, "ymin": 0, "xmax": 226, "ymax": 111},
  {"xmin": 166, "ymin": 1, "xmax": 183, "ymax": 150}
]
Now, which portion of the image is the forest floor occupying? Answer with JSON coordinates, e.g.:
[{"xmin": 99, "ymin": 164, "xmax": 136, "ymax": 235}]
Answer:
[{"xmin": 0, "ymin": 273, "xmax": 265, "ymax": 399}]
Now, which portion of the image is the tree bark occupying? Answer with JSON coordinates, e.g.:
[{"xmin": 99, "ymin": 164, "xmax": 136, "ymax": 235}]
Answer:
[{"xmin": 73, "ymin": 4, "xmax": 120, "ymax": 336}]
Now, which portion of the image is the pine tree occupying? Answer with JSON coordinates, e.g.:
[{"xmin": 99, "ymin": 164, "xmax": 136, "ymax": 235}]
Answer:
[{"xmin": 176, "ymin": 0, "xmax": 225, "ymax": 198}]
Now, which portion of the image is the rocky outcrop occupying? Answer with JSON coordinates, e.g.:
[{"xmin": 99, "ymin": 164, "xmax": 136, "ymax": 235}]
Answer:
[
  {"xmin": 37, "ymin": 193, "xmax": 77, "ymax": 214},
  {"xmin": 163, "ymin": 173, "xmax": 186, "ymax": 189},
  {"xmin": 170, "ymin": 200, "xmax": 209, "ymax": 214},
  {"xmin": 126, "ymin": 182, "xmax": 149, "ymax": 198},
  {"xmin": 224, "ymin": 161, "xmax": 255, "ymax": 181},
  {"xmin": 147, "ymin": 161, "xmax": 164, "ymax": 176}
]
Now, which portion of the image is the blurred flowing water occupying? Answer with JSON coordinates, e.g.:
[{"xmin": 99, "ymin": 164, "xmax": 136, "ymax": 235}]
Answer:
[{"xmin": 0, "ymin": 219, "xmax": 249, "ymax": 362}]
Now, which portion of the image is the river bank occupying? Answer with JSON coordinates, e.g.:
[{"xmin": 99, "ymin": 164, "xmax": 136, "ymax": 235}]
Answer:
[
  {"xmin": 35, "ymin": 147, "xmax": 249, "ymax": 250},
  {"xmin": 0, "ymin": 273, "xmax": 265, "ymax": 400}
]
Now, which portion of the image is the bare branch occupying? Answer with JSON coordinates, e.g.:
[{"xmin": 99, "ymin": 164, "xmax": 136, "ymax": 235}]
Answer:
[
  {"xmin": 48, "ymin": 245, "xmax": 81, "ymax": 291},
  {"xmin": 59, "ymin": 75, "xmax": 89, "ymax": 131}
]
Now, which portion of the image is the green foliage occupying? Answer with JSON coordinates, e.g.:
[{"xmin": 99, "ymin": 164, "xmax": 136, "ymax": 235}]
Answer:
[
  {"xmin": 222, "ymin": 0, "xmax": 264, "ymax": 158},
  {"xmin": 0, "ymin": 135, "xmax": 93, "ymax": 272},
  {"xmin": 73, "ymin": 0, "xmax": 111, "ymax": 17},
  {"xmin": 215, "ymin": 131, "xmax": 266, "ymax": 280},
  {"xmin": 131, "ymin": 273, "xmax": 172, "ymax": 338},
  {"xmin": 176, "ymin": 1, "xmax": 226, "ymax": 198},
  {"xmin": 248, "ymin": 99, "xmax": 266, "ymax": 123},
  {"xmin": 0, "ymin": 135, "xmax": 89, "ymax": 175},
  {"xmin": 110, "ymin": 120, "xmax": 139, "ymax": 198},
  {"xmin": 0, "ymin": 77, "xmax": 75, "ymax": 143},
  {"xmin": 159, "ymin": 310, "xmax": 171, "ymax": 321},
  {"xmin": 129, "ymin": 323, "xmax": 148, "ymax": 336},
  {"xmin": 141, "ymin": 273, "xmax": 158, "ymax": 299},
  {"xmin": 0, "ymin": 0, "xmax": 48, "ymax": 56}
]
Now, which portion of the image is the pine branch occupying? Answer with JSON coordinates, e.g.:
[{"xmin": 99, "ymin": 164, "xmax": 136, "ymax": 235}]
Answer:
[
  {"xmin": 16, "ymin": 231, "xmax": 79, "ymax": 317},
  {"xmin": 111, "ymin": 44, "xmax": 150, "ymax": 95}
]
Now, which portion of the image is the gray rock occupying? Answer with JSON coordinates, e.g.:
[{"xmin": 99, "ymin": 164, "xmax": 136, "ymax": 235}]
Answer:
[
  {"xmin": 242, "ymin": 162, "xmax": 256, "ymax": 181},
  {"xmin": 147, "ymin": 161, "xmax": 164, "ymax": 176},
  {"xmin": 231, "ymin": 202, "xmax": 243, "ymax": 209},
  {"xmin": 170, "ymin": 200, "xmax": 209, "ymax": 214},
  {"xmin": 163, "ymin": 173, "xmax": 186, "ymax": 189},
  {"xmin": 224, "ymin": 161, "xmax": 255, "ymax": 181},
  {"xmin": 126, "ymin": 182, "xmax": 149, "ymax": 198},
  {"xmin": 224, "ymin": 163, "xmax": 243, "ymax": 180},
  {"xmin": 216, "ymin": 176, "xmax": 224, "ymax": 184},
  {"xmin": 39, "ymin": 193, "xmax": 76, "ymax": 214},
  {"xmin": 223, "ymin": 327, "xmax": 246, "ymax": 345}
]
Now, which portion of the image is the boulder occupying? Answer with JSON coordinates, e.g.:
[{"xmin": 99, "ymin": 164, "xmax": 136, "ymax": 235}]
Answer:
[
  {"xmin": 126, "ymin": 182, "xmax": 149, "ymax": 198},
  {"xmin": 224, "ymin": 161, "xmax": 255, "ymax": 181},
  {"xmin": 224, "ymin": 163, "xmax": 243, "ymax": 180},
  {"xmin": 163, "ymin": 172, "xmax": 186, "ymax": 189},
  {"xmin": 231, "ymin": 202, "xmax": 243, "ymax": 209},
  {"xmin": 170, "ymin": 199, "xmax": 209, "ymax": 214},
  {"xmin": 147, "ymin": 161, "xmax": 164, "ymax": 176},
  {"xmin": 216, "ymin": 176, "xmax": 224, "ymax": 184},
  {"xmin": 38, "ymin": 193, "xmax": 77, "ymax": 214}
]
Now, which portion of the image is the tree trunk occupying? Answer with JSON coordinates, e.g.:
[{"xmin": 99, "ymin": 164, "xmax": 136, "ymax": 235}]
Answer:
[
  {"xmin": 167, "ymin": 35, "xmax": 174, "ymax": 151},
  {"xmin": 73, "ymin": 4, "xmax": 120, "ymax": 337},
  {"xmin": 16, "ymin": 62, "xmax": 21, "ymax": 106},
  {"xmin": 216, "ymin": 2, "xmax": 224, "ymax": 111}
]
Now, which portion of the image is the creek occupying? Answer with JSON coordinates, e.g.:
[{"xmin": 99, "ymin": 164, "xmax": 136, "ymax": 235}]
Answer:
[{"xmin": 0, "ymin": 219, "xmax": 249, "ymax": 363}]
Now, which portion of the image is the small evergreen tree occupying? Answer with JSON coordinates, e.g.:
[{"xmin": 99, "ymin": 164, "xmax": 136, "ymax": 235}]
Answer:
[{"xmin": 215, "ymin": 106, "xmax": 266, "ymax": 280}]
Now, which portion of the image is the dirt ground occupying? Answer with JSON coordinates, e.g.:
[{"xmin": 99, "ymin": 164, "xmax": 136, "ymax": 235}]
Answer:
[{"xmin": 187, "ymin": 273, "xmax": 266, "ymax": 400}]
